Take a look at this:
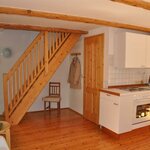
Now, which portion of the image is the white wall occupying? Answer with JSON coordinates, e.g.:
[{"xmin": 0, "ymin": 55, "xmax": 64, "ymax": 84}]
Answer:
[
  {"xmin": 29, "ymin": 55, "xmax": 70, "ymax": 111},
  {"xmin": 2, "ymin": 27, "xmax": 145, "ymax": 116},
  {"xmin": 107, "ymin": 28, "xmax": 150, "ymax": 86},
  {"xmin": 69, "ymin": 37, "xmax": 84, "ymax": 114},
  {"xmin": 0, "ymin": 29, "xmax": 38, "ymax": 114},
  {"xmin": 0, "ymin": 29, "xmax": 70, "ymax": 114}
]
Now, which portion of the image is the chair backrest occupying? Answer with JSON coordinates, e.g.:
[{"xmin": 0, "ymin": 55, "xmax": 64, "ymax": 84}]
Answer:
[{"xmin": 49, "ymin": 82, "xmax": 61, "ymax": 97}]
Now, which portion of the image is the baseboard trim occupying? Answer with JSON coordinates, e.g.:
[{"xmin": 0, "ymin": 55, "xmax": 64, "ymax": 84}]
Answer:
[
  {"xmin": 101, "ymin": 125, "xmax": 150, "ymax": 139},
  {"xmin": 27, "ymin": 107, "xmax": 70, "ymax": 114},
  {"xmin": 68, "ymin": 108, "xmax": 83, "ymax": 117}
]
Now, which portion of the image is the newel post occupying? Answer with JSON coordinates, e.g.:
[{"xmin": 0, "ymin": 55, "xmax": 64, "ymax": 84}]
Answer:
[
  {"xmin": 3, "ymin": 73, "xmax": 9, "ymax": 121},
  {"xmin": 44, "ymin": 31, "xmax": 49, "ymax": 74}
]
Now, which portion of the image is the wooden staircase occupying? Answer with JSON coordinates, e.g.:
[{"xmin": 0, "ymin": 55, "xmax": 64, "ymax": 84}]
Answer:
[{"xmin": 3, "ymin": 30, "xmax": 81, "ymax": 125}]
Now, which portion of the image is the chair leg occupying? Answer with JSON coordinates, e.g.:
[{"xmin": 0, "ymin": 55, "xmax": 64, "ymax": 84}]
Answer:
[
  {"xmin": 44, "ymin": 101, "xmax": 46, "ymax": 111},
  {"xmin": 57, "ymin": 102, "xmax": 60, "ymax": 109},
  {"xmin": 49, "ymin": 102, "xmax": 51, "ymax": 110}
]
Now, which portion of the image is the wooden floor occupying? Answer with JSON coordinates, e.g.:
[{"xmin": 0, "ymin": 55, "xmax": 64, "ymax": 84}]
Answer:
[{"xmin": 11, "ymin": 109, "xmax": 150, "ymax": 150}]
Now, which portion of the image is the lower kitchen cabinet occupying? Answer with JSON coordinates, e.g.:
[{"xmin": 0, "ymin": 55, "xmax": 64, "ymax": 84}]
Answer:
[
  {"xmin": 100, "ymin": 92, "xmax": 133, "ymax": 134},
  {"xmin": 100, "ymin": 93, "xmax": 120, "ymax": 133}
]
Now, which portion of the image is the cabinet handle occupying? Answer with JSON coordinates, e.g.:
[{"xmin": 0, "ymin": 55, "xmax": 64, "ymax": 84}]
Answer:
[
  {"xmin": 113, "ymin": 103, "xmax": 118, "ymax": 106},
  {"xmin": 106, "ymin": 94, "xmax": 111, "ymax": 96}
]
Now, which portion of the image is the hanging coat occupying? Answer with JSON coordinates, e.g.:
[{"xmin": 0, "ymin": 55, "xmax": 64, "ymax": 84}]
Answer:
[{"xmin": 68, "ymin": 56, "xmax": 81, "ymax": 89}]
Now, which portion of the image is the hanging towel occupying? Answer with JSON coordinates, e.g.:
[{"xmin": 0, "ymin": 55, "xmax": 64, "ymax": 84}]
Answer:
[{"xmin": 68, "ymin": 56, "xmax": 81, "ymax": 89}]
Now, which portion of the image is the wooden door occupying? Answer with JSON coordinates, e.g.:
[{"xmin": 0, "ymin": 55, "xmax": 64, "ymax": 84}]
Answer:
[{"xmin": 84, "ymin": 34, "xmax": 104, "ymax": 124}]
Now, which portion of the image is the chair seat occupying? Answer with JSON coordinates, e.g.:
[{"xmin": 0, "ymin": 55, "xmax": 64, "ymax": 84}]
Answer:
[{"xmin": 42, "ymin": 96, "xmax": 61, "ymax": 102}]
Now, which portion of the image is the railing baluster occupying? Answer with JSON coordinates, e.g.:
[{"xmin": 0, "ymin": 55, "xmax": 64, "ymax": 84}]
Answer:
[
  {"xmin": 9, "ymin": 77, "xmax": 12, "ymax": 112},
  {"xmin": 28, "ymin": 53, "xmax": 31, "ymax": 85},
  {"xmin": 60, "ymin": 33, "xmax": 63, "ymax": 42},
  {"xmin": 23, "ymin": 59, "xmax": 27, "ymax": 91},
  {"xmin": 48, "ymin": 32, "xmax": 52, "ymax": 59},
  {"xmin": 58, "ymin": 33, "xmax": 60, "ymax": 46},
  {"xmin": 13, "ymin": 73, "xmax": 16, "ymax": 103},
  {"xmin": 30, "ymin": 52, "xmax": 33, "ymax": 82},
  {"xmin": 63, "ymin": 32, "xmax": 65, "ymax": 39},
  {"xmin": 37, "ymin": 41, "xmax": 40, "ymax": 72},
  {"xmin": 34, "ymin": 45, "xmax": 37, "ymax": 77},
  {"xmin": 51, "ymin": 32, "xmax": 54, "ymax": 55},
  {"xmin": 44, "ymin": 31, "xmax": 49, "ymax": 74},
  {"xmin": 53, "ymin": 32, "xmax": 55, "ymax": 53},
  {"xmin": 16, "ymin": 68, "xmax": 19, "ymax": 102},
  {"xmin": 19, "ymin": 63, "xmax": 22, "ymax": 95},
  {"xmin": 40, "ymin": 37, "xmax": 44, "ymax": 68},
  {"xmin": 56, "ymin": 32, "xmax": 58, "ymax": 49},
  {"xmin": 3, "ymin": 74, "xmax": 9, "ymax": 121}
]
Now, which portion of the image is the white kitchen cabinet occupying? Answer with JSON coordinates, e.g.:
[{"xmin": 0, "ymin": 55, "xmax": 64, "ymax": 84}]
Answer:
[
  {"xmin": 115, "ymin": 32, "xmax": 149, "ymax": 68},
  {"xmin": 100, "ymin": 93, "xmax": 120, "ymax": 133},
  {"xmin": 100, "ymin": 92, "xmax": 133, "ymax": 134},
  {"xmin": 125, "ymin": 32, "xmax": 146, "ymax": 68}
]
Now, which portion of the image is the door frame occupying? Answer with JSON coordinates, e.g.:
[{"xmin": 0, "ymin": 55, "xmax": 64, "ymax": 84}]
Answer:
[{"xmin": 83, "ymin": 33, "xmax": 104, "ymax": 124}]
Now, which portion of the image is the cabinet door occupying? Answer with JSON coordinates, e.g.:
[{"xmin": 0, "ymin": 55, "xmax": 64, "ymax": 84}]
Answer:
[
  {"xmin": 100, "ymin": 93, "xmax": 120, "ymax": 133},
  {"xmin": 125, "ymin": 32, "xmax": 146, "ymax": 68},
  {"xmin": 146, "ymin": 36, "xmax": 150, "ymax": 67}
]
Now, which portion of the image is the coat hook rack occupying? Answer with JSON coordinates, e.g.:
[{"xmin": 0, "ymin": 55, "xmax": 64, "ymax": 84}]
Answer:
[{"xmin": 71, "ymin": 52, "xmax": 81, "ymax": 56}]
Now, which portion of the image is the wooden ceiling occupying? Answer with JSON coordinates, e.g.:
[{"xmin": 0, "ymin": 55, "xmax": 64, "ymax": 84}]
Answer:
[
  {"xmin": 0, "ymin": 0, "xmax": 150, "ymax": 33},
  {"xmin": 0, "ymin": 7, "xmax": 150, "ymax": 33},
  {"xmin": 111, "ymin": 0, "xmax": 150, "ymax": 11},
  {"xmin": 0, "ymin": 23, "xmax": 88, "ymax": 34}
]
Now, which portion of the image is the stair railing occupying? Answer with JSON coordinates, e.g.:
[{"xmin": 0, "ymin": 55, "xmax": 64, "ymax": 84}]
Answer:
[{"xmin": 3, "ymin": 30, "xmax": 70, "ymax": 121}]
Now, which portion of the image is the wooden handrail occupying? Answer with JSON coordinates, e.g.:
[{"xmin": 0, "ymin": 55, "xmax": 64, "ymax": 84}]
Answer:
[{"xmin": 3, "ymin": 30, "xmax": 71, "ymax": 120}]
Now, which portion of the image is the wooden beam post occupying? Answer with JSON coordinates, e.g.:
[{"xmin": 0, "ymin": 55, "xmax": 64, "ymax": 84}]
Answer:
[
  {"xmin": 3, "ymin": 73, "xmax": 9, "ymax": 121},
  {"xmin": 44, "ymin": 31, "xmax": 49, "ymax": 74},
  {"xmin": 0, "ymin": 23, "xmax": 88, "ymax": 34},
  {"xmin": 0, "ymin": 7, "xmax": 150, "ymax": 32}
]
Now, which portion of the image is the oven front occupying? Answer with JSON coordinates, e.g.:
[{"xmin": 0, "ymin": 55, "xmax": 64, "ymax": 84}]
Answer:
[{"xmin": 133, "ymin": 98, "xmax": 150, "ymax": 125}]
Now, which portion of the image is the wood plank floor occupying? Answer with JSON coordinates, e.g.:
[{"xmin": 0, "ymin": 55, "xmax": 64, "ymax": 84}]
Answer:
[{"xmin": 11, "ymin": 109, "xmax": 150, "ymax": 150}]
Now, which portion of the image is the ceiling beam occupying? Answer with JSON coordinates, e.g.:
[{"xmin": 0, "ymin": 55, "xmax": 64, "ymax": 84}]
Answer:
[
  {"xmin": 0, "ymin": 7, "xmax": 150, "ymax": 32},
  {"xmin": 0, "ymin": 23, "xmax": 88, "ymax": 34},
  {"xmin": 111, "ymin": 0, "xmax": 150, "ymax": 10}
]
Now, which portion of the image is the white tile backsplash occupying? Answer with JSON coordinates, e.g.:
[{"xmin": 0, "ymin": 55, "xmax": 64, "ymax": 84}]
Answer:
[{"xmin": 108, "ymin": 66, "xmax": 150, "ymax": 86}]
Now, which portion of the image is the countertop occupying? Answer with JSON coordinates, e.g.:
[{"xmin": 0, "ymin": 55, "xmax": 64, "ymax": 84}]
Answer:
[
  {"xmin": 100, "ymin": 88, "xmax": 129, "ymax": 96},
  {"xmin": 100, "ymin": 84, "xmax": 150, "ymax": 96}
]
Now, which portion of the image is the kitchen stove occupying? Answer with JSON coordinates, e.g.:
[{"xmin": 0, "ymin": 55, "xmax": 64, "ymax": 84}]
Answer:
[
  {"xmin": 119, "ymin": 85, "xmax": 150, "ymax": 126},
  {"xmin": 132, "ymin": 94, "xmax": 150, "ymax": 125}
]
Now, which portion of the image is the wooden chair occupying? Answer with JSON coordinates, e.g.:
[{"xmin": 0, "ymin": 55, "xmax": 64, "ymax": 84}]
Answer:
[{"xmin": 42, "ymin": 82, "xmax": 61, "ymax": 111}]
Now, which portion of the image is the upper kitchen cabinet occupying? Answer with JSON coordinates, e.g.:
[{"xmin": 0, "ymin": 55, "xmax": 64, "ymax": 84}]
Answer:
[{"xmin": 114, "ymin": 32, "xmax": 149, "ymax": 68}]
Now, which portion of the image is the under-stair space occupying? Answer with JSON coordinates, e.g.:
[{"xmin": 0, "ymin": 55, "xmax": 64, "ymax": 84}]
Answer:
[{"xmin": 3, "ymin": 30, "xmax": 82, "ymax": 125}]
